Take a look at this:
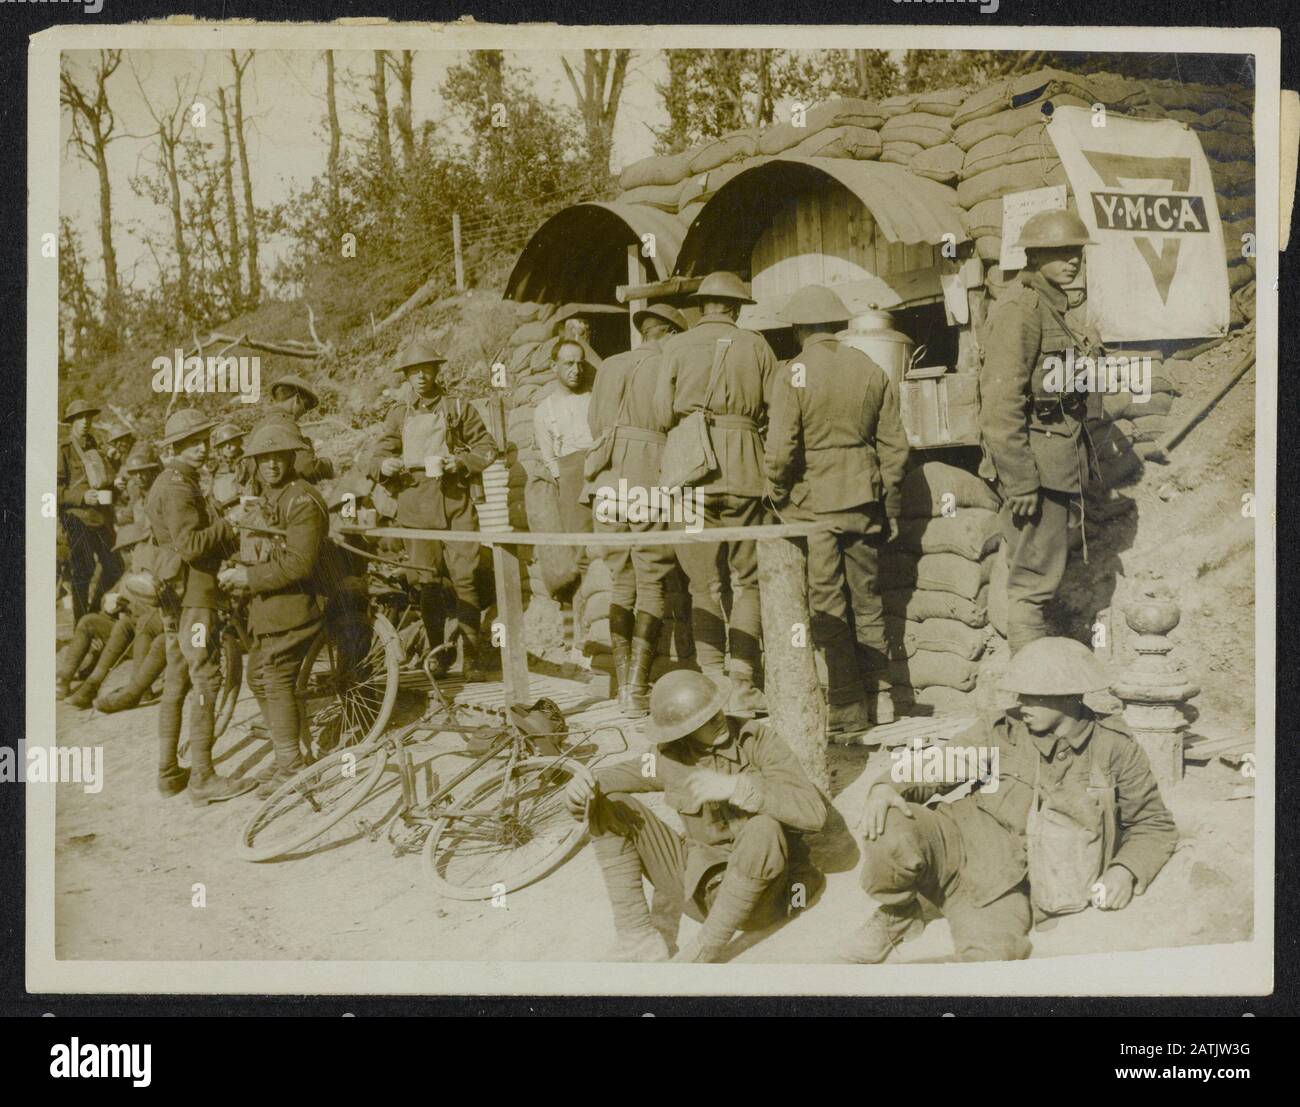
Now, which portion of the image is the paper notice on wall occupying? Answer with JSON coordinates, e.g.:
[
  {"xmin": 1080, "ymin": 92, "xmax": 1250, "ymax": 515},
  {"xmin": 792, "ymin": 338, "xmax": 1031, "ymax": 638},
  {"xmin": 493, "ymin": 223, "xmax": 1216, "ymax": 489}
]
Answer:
[
  {"xmin": 1047, "ymin": 106, "xmax": 1230, "ymax": 341},
  {"xmin": 1000, "ymin": 186, "xmax": 1068, "ymax": 271}
]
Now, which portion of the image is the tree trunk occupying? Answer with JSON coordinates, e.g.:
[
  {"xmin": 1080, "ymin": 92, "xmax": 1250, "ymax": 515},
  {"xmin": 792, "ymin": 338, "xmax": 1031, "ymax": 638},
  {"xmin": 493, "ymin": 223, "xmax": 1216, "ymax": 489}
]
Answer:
[
  {"xmin": 216, "ymin": 86, "xmax": 242, "ymax": 309},
  {"xmin": 390, "ymin": 50, "xmax": 415, "ymax": 170},
  {"xmin": 372, "ymin": 50, "xmax": 392, "ymax": 176},
  {"xmin": 230, "ymin": 50, "xmax": 261, "ymax": 309},
  {"xmin": 325, "ymin": 50, "xmax": 342, "ymax": 221},
  {"xmin": 757, "ymin": 536, "xmax": 829, "ymax": 791},
  {"xmin": 91, "ymin": 137, "xmax": 121, "ymax": 343},
  {"xmin": 160, "ymin": 127, "xmax": 190, "ymax": 319}
]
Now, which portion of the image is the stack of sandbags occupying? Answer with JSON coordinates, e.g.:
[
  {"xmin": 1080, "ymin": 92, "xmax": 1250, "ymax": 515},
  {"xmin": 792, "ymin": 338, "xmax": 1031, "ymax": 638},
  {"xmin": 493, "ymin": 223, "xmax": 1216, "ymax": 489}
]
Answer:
[
  {"xmin": 880, "ymin": 462, "xmax": 1001, "ymax": 713},
  {"xmin": 881, "ymin": 96, "xmax": 954, "ymax": 168}
]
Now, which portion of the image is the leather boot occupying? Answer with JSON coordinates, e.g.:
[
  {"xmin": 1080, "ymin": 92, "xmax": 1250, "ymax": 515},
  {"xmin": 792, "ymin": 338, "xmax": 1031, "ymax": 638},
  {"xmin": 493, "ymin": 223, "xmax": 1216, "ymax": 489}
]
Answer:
[
  {"xmin": 838, "ymin": 902, "xmax": 925, "ymax": 964},
  {"xmin": 608, "ymin": 605, "xmax": 634, "ymax": 713},
  {"xmin": 188, "ymin": 772, "xmax": 258, "ymax": 805},
  {"xmin": 157, "ymin": 765, "xmax": 191, "ymax": 798},
  {"xmin": 672, "ymin": 871, "xmax": 772, "ymax": 963},
  {"xmin": 725, "ymin": 670, "xmax": 768, "ymax": 719},
  {"xmin": 66, "ymin": 624, "xmax": 132, "ymax": 708},
  {"xmin": 96, "ymin": 634, "xmax": 167, "ymax": 713},
  {"xmin": 56, "ymin": 622, "xmax": 100, "ymax": 696},
  {"xmin": 626, "ymin": 612, "xmax": 661, "ymax": 719},
  {"xmin": 828, "ymin": 698, "xmax": 872, "ymax": 735}
]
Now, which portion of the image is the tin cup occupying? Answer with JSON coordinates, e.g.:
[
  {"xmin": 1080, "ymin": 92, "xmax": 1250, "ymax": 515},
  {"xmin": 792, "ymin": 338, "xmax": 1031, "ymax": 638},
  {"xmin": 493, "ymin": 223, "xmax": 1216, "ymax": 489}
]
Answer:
[
  {"xmin": 358, "ymin": 507, "xmax": 378, "ymax": 529},
  {"xmin": 424, "ymin": 455, "xmax": 446, "ymax": 479},
  {"xmin": 95, "ymin": 489, "xmax": 114, "ymax": 505}
]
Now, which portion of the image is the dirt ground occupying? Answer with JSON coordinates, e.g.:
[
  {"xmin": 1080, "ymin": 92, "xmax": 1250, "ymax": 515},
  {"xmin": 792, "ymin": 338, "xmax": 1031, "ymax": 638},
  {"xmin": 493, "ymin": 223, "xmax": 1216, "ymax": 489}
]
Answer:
[{"xmin": 51, "ymin": 673, "xmax": 1253, "ymax": 967}]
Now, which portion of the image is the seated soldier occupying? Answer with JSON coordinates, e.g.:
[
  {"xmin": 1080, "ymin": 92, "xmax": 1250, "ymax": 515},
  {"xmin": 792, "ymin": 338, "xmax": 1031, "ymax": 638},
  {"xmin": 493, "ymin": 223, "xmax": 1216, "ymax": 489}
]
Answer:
[
  {"xmin": 62, "ymin": 524, "xmax": 165, "ymax": 710},
  {"xmin": 841, "ymin": 637, "xmax": 1178, "ymax": 964},
  {"xmin": 564, "ymin": 670, "xmax": 827, "ymax": 963},
  {"xmin": 96, "ymin": 524, "xmax": 169, "ymax": 714},
  {"xmin": 219, "ymin": 424, "xmax": 333, "ymax": 794}
]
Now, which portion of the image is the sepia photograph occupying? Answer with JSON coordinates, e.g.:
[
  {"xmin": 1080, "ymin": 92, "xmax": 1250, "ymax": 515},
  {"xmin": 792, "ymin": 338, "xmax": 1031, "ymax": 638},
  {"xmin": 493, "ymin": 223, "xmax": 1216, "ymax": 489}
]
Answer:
[{"xmin": 24, "ymin": 19, "xmax": 1277, "ymax": 997}]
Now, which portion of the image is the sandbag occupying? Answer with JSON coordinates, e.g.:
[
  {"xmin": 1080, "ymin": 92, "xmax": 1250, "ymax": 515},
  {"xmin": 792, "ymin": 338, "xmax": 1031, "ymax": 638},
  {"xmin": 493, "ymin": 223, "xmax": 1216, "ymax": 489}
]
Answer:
[
  {"xmin": 988, "ymin": 545, "xmax": 1008, "ymax": 639},
  {"xmin": 881, "ymin": 141, "xmax": 923, "ymax": 165},
  {"xmin": 957, "ymin": 159, "xmax": 1067, "ymax": 209},
  {"xmin": 1219, "ymin": 191, "xmax": 1255, "ymax": 221},
  {"xmin": 1103, "ymin": 391, "xmax": 1174, "ymax": 420},
  {"xmin": 976, "ymin": 235, "xmax": 1003, "ymax": 262},
  {"xmin": 760, "ymin": 98, "xmax": 885, "ymax": 155},
  {"xmin": 510, "ymin": 320, "xmax": 555, "ymax": 346},
  {"xmin": 1125, "ymin": 414, "xmax": 1167, "ymax": 443},
  {"xmin": 688, "ymin": 130, "xmax": 758, "ymax": 175},
  {"xmin": 910, "ymin": 142, "xmax": 964, "ymax": 184},
  {"xmin": 619, "ymin": 149, "xmax": 692, "ymax": 191},
  {"xmin": 913, "ymin": 551, "xmax": 994, "ymax": 599},
  {"xmin": 881, "ymin": 112, "xmax": 953, "ymax": 147},
  {"xmin": 952, "ymin": 79, "xmax": 1014, "ymax": 129},
  {"xmin": 897, "ymin": 509, "xmax": 1002, "ymax": 560},
  {"xmin": 1197, "ymin": 130, "xmax": 1254, "ymax": 162},
  {"xmin": 792, "ymin": 125, "xmax": 882, "ymax": 160},
  {"xmin": 508, "ymin": 340, "xmax": 541, "ymax": 374},
  {"xmin": 1210, "ymin": 161, "xmax": 1254, "ymax": 196},
  {"xmin": 954, "ymin": 96, "xmax": 1090, "ymax": 151},
  {"xmin": 885, "ymin": 615, "xmax": 988, "ymax": 662},
  {"xmin": 883, "ymin": 585, "xmax": 989, "ymax": 628},
  {"xmin": 913, "ymin": 88, "xmax": 968, "ymax": 118},
  {"xmin": 876, "ymin": 93, "xmax": 919, "ymax": 119},
  {"xmin": 900, "ymin": 461, "xmax": 1002, "ymax": 517},
  {"xmin": 1228, "ymin": 261, "xmax": 1255, "ymax": 291},
  {"xmin": 963, "ymin": 197, "xmax": 1004, "ymax": 239},
  {"xmin": 524, "ymin": 473, "xmax": 581, "ymax": 599},
  {"xmin": 1176, "ymin": 107, "xmax": 1252, "ymax": 135},
  {"xmin": 619, "ymin": 181, "xmax": 684, "ymax": 212},
  {"xmin": 913, "ymin": 685, "xmax": 978, "ymax": 714},
  {"xmin": 1008, "ymin": 68, "xmax": 1098, "ymax": 111},
  {"xmin": 962, "ymin": 123, "xmax": 1054, "ymax": 178},
  {"xmin": 889, "ymin": 650, "xmax": 980, "ymax": 693}
]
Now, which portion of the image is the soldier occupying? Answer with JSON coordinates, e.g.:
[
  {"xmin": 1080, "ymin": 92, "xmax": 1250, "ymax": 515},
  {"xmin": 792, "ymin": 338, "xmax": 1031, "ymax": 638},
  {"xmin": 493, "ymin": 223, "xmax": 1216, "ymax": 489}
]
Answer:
[
  {"xmin": 766, "ymin": 285, "xmax": 909, "ymax": 731},
  {"xmin": 219, "ymin": 424, "xmax": 332, "ymax": 794},
  {"xmin": 655, "ymin": 271, "xmax": 778, "ymax": 717},
  {"xmin": 94, "ymin": 521, "xmax": 169, "ymax": 715},
  {"xmin": 586, "ymin": 304, "xmax": 688, "ymax": 717},
  {"xmin": 61, "ymin": 524, "xmax": 164, "ymax": 710},
  {"xmin": 57, "ymin": 398, "xmax": 122, "ymax": 620},
  {"xmin": 239, "ymin": 374, "xmax": 334, "ymax": 492},
  {"xmin": 980, "ymin": 210, "xmax": 1100, "ymax": 655},
  {"xmin": 369, "ymin": 338, "xmax": 497, "ymax": 680},
  {"xmin": 117, "ymin": 443, "xmax": 163, "ymax": 527},
  {"xmin": 564, "ymin": 669, "xmax": 827, "ymax": 962},
  {"xmin": 104, "ymin": 422, "xmax": 136, "ymax": 470},
  {"xmin": 841, "ymin": 637, "xmax": 1178, "ymax": 963},
  {"xmin": 208, "ymin": 422, "xmax": 247, "ymax": 514},
  {"xmin": 146, "ymin": 407, "xmax": 256, "ymax": 804},
  {"xmin": 535, "ymin": 338, "xmax": 597, "ymax": 664}
]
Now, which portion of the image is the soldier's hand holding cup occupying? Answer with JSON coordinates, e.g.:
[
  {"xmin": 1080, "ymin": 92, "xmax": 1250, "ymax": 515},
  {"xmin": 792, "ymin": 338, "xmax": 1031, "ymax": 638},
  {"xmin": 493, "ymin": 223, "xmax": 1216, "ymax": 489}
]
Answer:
[{"xmin": 379, "ymin": 457, "xmax": 406, "ymax": 478}]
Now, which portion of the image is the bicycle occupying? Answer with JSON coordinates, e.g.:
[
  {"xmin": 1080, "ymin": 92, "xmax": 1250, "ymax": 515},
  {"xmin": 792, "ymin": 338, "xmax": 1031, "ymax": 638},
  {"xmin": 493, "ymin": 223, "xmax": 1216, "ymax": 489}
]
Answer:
[{"xmin": 235, "ymin": 696, "xmax": 626, "ymax": 901}]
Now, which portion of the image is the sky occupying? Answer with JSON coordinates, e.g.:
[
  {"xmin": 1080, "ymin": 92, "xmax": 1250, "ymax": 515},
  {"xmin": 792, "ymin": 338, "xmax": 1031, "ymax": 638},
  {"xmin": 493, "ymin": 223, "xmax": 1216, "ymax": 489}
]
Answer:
[{"xmin": 60, "ymin": 48, "xmax": 671, "ymax": 294}]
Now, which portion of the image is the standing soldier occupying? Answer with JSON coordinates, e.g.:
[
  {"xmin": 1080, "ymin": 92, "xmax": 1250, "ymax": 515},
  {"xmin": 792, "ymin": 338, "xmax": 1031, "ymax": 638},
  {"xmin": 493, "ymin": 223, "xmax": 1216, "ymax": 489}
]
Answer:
[
  {"xmin": 766, "ymin": 286, "xmax": 909, "ymax": 730},
  {"xmin": 57, "ymin": 398, "xmax": 121, "ymax": 620},
  {"xmin": 240, "ymin": 374, "xmax": 334, "ymax": 492},
  {"xmin": 117, "ymin": 443, "xmax": 163, "ymax": 527},
  {"xmin": 369, "ymin": 338, "xmax": 497, "ymax": 681},
  {"xmin": 656, "ymin": 271, "xmax": 777, "ymax": 717},
  {"xmin": 564, "ymin": 670, "xmax": 827, "ymax": 962},
  {"xmin": 979, "ymin": 210, "xmax": 1098, "ymax": 655},
  {"xmin": 104, "ymin": 423, "xmax": 136, "ymax": 471},
  {"xmin": 535, "ymin": 338, "xmax": 597, "ymax": 664},
  {"xmin": 586, "ymin": 304, "xmax": 687, "ymax": 717},
  {"xmin": 219, "ymin": 424, "xmax": 332, "ymax": 794},
  {"xmin": 146, "ymin": 408, "xmax": 256, "ymax": 804},
  {"xmin": 207, "ymin": 422, "xmax": 247, "ymax": 515}
]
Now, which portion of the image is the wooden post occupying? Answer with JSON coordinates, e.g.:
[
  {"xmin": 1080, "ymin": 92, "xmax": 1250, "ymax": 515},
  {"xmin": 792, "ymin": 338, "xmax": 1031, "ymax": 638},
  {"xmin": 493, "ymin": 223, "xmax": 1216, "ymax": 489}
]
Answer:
[
  {"xmin": 452, "ymin": 213, "xmax": 465, "ymax": 292},
  {"xmin": 757, "ymin": 535, "xmax": 829, "ymax": 792},
  {"xmin": 626, "ymin": 244, "xmax": 647, "ymax": 349},
  {"xmin": 491, "ymin": 542, "xmax": 529, "ymax": 706}
]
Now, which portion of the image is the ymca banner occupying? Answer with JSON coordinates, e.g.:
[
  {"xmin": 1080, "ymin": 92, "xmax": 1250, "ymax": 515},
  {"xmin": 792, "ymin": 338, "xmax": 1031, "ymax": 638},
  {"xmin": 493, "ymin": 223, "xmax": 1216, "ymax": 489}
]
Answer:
[{"xmin": 1047, "ymin": 107, "xmax": 1231, "ymax": 342}]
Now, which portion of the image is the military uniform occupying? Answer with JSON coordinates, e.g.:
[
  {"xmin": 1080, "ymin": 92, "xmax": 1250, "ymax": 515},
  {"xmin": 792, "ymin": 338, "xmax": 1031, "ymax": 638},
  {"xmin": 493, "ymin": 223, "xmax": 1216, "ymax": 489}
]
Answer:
[
  {"xmin": 238, "ymin": 406, "xmax": 333, "ymax": 493},
  {"xmin": 590, "ymin": 716, "xmax": 827, "ymax": 941},
  {"xmin": 859, "ymin": 707, "xmax": 1177, "ymax": 960},
  {"xmin": 980, "ymin": 270, "xmax": 1099, "ymax": 654},
  {"xmin": 766, "ymin": 332, "xmax": 909, "ymax": 707},
  {"xmin": 655, "ymin": 310, "xmax": 777, "ymax": 688},
  {"xmin": 57, "ymin": 431, "xmax": 121, "ymax": 620},
  {"xmin": 145, "ymin": 460, "xmax": 237, "ymax": 792},
  {"xmin": 368, "ymin": 391, "xmax": 496, "ymax": 665},
  {"xmin": 243, "ymin": 473, "xmax": 331, "ymax": 779}
]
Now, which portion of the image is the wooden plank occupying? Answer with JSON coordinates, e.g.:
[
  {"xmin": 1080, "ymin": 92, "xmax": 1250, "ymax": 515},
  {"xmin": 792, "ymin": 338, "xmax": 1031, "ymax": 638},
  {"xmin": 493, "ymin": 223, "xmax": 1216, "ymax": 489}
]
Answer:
[
  {"xmin": 626, "ymin": 246, "xmax": 646, "ymax": 350},
  {"xmin": 491, "ymin": 542, "xmax": 529, "ymax": 706},
  {"xmin": 796, "ymin": 190, "xmax": 825, "ymax": 288},
  {"xmin": 366, "ymin": 521, "xmax": 834, "ymax": 547}
]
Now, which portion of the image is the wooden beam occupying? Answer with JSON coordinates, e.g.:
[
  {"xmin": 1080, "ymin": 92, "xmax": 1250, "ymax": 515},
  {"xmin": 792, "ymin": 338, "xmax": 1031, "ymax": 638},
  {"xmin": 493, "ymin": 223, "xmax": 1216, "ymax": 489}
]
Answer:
[
  {"xmin": 615, "ymin": 275, "xmax": 704, "ymax": 304},
  {"xmin": 491, "ymin": 542, "xmax": 529, "ymax": 705}
]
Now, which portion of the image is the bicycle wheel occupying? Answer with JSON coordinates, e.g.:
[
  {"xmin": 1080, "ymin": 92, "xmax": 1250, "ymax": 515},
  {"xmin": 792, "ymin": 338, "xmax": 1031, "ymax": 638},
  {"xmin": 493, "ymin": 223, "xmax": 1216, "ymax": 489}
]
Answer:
[
  {"xmin": 236, "ymin": 743, "xmax": 389, "ymax": 862},
  {"xmin": 421, "ymin": 758, "xmax": 588, "ymax": 900},
  {"xmin": 212, "ymin": 629, "xmax": 243, "ymax": 739},
  {"xmin": 297, "ymin": 611, "xmax": 402, "ymax": 759}
]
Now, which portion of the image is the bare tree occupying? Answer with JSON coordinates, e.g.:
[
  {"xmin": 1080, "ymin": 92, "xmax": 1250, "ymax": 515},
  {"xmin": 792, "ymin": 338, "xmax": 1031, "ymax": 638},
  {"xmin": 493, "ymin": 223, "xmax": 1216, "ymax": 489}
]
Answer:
[
  {"xmin": 561, "ymin": 49, "xmax": 630, "ymax": 177},
  {"xmin": 60, "ymin": 50, "xmax": 124, "ymax": 345},
  {"xmin": 387, "ymin": 50, "xmax": 415, "ymax": 171},
  {"xmin": 372, "ymin": 50, "xmax": 393, "ymax": 175},
  {"xmin": 230, "ymin": 50, "xmax": 261, "ymax": 308},
  {"xmin": 324, "ymin": 50, "xmax": 342, "ymax": 222},
  {"xmin": 215, "ymin": 87, "xmax": 243, "ymax": 306}
]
